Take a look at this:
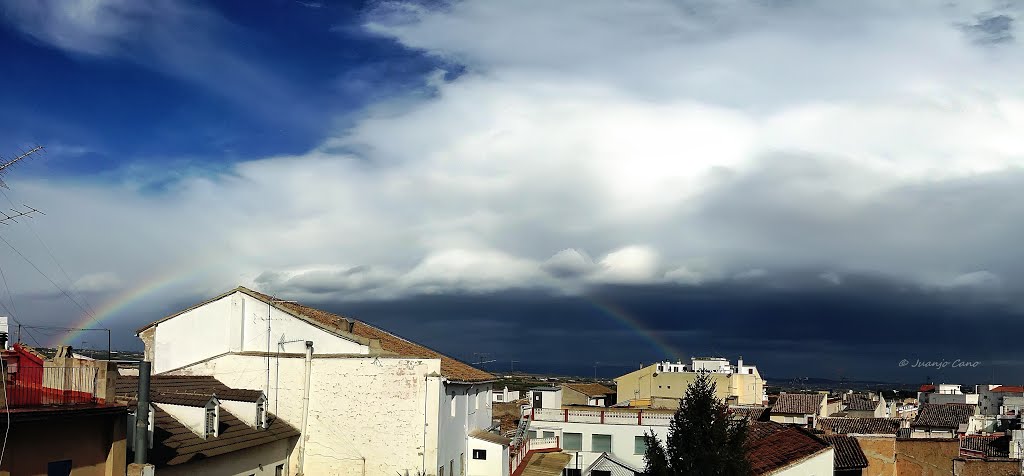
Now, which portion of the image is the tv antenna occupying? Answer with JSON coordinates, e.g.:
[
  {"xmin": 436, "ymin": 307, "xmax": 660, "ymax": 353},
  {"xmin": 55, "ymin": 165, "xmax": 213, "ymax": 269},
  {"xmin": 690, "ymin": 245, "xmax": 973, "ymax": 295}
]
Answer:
[{"xmin": 0, "ymin": 145, "xmax": 45, "ymax": 189}]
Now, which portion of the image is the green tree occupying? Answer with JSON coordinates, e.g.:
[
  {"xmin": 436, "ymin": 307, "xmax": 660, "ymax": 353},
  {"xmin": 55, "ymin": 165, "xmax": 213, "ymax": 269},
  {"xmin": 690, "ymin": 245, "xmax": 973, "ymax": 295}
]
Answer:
[{"xmin": 642, "ymin": 372, "xmax": 751, "ymax": 476}]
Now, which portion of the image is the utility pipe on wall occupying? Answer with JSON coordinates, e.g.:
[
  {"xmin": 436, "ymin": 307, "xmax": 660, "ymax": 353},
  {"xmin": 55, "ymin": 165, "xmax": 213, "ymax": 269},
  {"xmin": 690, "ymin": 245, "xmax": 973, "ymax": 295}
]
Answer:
[{"xmin": 297, "ymin": 341, "xmax": 313, "ymax": 476}]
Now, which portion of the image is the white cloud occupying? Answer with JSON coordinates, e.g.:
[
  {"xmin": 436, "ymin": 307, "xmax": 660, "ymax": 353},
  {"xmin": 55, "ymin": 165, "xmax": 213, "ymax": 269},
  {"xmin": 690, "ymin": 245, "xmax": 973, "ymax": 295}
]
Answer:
[
  {"xmin": 3, "ymin": 0, "xmax": 1024, "ymax": 318},
  {"xmin": 71, "ymin": 272, "xmax": 122, "ymax": 293}
]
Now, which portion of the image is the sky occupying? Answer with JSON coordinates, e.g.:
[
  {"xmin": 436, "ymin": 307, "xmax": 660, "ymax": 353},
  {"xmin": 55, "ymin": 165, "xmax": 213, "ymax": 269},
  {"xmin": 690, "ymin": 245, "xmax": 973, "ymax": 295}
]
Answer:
[{"xmin": 0, "ymin": 0, "xmax": 1022, "ymax": 384}]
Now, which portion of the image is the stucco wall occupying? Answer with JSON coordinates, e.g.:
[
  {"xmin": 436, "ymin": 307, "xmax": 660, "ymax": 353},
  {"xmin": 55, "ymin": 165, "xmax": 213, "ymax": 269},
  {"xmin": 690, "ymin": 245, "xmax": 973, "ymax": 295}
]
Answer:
[
  {"xmin": 170, "ymin": 352, "xmax": 443, "ymax": 476},
  {"xmin": 0, "ymin": 411, "xmax": 126, "ymax": 476},
  {"xmin": 852, "ymin": 435, "xmax": 896, "ymax": 476},
  {"xmin": 439, "ymin": 383, "xmax": 493, "ymax": 476},
  {"xmin": 952, "ymin": 458, "xmax": 1021, "ymax": 476},
  {"xmin": 157, "ymin": 437, "xmax": 295, "ymax": 476},
  {"xmin": 467, "ymin": 438, "xmax": 505, "ymax": 476},
  {"xmin": 149, "ymin": 291, "xmax": 369, "ymax": 374},
  {"xmin": 615, "ymin": 364, "xmax": 762, "ymax": 406},
  {"xmin": 771, "ymin": 448, "xmax": 834, "ymax": 476},
  {"xmin": 895, "ymin": 438, "xmax": 959, "ymax": 476}
]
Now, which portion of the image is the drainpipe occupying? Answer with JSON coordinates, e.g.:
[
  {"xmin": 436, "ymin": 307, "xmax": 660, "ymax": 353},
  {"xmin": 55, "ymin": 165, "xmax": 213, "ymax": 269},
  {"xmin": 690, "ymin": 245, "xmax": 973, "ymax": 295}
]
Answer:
[
  {"xmin": 134, "ymin": 361, "xmax": 152, "ymax": 465},
  {"xmin": 297, "ymin": 341, "xmax": 313, "ymax": 476}
]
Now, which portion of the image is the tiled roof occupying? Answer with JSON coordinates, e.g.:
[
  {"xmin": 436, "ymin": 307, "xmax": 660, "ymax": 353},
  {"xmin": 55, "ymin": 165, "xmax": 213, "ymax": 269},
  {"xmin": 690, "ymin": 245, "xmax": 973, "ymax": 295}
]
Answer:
[
  {"xmin": 730, "ymin": 405, "xmax": 768, "ymax": 422},
  {"xmin": 896, "ymin": 428, "xmax": 912, "ymax": 439},
  {"xmin": 771, "ymin": 393, "xmax": 825, "ymax": 415},
  {"xmin": 920, "ymin": 384, "xmax": 935, "ymax": 392},
  {"xmin": 151, "ymin": 392, "xmax": 215, "ymax": 408},
  {"xmin": 913, "ymin": 403, "xmax": 975, "ymax": 430},
  {"xmin": 822, "ymin": 435, "xmax": 868, "ymax": 470},
  {"xmin": 846, "ymin": 395, "xmax": 879, "ymax": 411},
  {"xmin": 991, "ymin": 386, "xmax": 1024, "ymax": 393},
  {"xmin": 817, "ymin": 417, "xmax": 901, "ymax": 435},
  {"xmin": 470, "ymin": 430, "xmax": 511, "ymax": 447},
  {"xmin": 149, "ymin": 406, "xmax": 299, "ymax": 466},
  {"xmin": 520, "ymin": 452, "xmax": 572, "ymax": 476},
  {"xmin": 564, "ymin": 383, "xmax": 614, "ymax": 397},
  {"xmin": 960, "ymin": 435, "xmax": 1010, "ymax": 458},
  {"xmin": 746, "ymin": 421, "xmax": 831, "ymax": 476},
  {"xmin": 245, "ymin": 287, "xmax": 494, "ymax": 383},
  {"xmin": 117, "ymin": 375, "xmax": 264, "ymax": 403}
]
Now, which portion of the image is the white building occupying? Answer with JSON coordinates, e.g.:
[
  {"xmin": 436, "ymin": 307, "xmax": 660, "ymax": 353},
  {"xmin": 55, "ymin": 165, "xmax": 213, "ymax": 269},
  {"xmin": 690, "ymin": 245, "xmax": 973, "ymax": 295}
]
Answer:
[
  {"xmin": 493, "ymin": 386, "xmax": 521, "ymax": 403},
  {"xmin": 135, "ymin": 286, "xmax": 498, "ymax": 476},
  {"xmin": 977, "ymin": 385, "xmax": 1024, "ymax": 415},
  {"xmin": 525, "ymin": 406, "xmax": 672, "ymax": 469}
]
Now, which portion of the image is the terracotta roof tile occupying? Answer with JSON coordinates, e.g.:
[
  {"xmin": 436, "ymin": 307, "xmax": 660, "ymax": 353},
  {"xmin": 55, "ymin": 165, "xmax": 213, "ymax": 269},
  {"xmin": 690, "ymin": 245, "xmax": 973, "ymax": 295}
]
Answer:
[
  {"xmin": 148, "ymin": 406, "xmax": 298, "ymax": 466},
  {"xmin": 913, "ymin": 403, "xmax": 975, "ymax": 430},
  {"xmin": 771, "ymin": 393, "xmax": 825, "ymax": 415},
  {"xmin": 117, "ymin": 375, "xmax": 262, "ymax": 402},
  {"xmin": 991, "ymin": 386, "xmax": 1024, "ymax": 393},
  {"xmin": 245, "ymin": 287, "xmax": 494, "ymax": 383},
  {"xmin": 846, "ymin": 395, "xmax": 879, "ymax": 411},
  {"xmin": 920, "ymin": 384, "xmax": 936, "ymax": 392},
  {"xmin": 822, "ymin": 435, "xmax": 868, "ymax": 470},
  {"xmin": 563, "ymin": 383, "xmax": 614, "ymax": 397},
  {"xmin": 730, "ymin": 405, "xmax": 768, "ymax": 422},
  {"xmin": 817, "ymin": 417, "xmax": 901, "ymax": 435},
  {"xmin": 152, "ymin": 392, "xmax": 215, "ymax": 407},
  {"xmin": 960, "ymin": 434, "xmax": 1010, "ymax": 458},
  {"xmin": 746, "ymin": 421, "xmax": 831, "ymax": 475},
  {"xmin": 470, "ymin": 429, "xmax": 511, "ymax": 446}
]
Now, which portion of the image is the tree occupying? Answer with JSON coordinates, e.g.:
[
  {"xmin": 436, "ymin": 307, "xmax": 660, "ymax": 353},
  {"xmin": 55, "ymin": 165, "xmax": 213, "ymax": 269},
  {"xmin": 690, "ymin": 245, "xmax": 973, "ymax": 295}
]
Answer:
[{"xmin": 642, "ymin": 371, "xmax": 751, "ymax": 476}]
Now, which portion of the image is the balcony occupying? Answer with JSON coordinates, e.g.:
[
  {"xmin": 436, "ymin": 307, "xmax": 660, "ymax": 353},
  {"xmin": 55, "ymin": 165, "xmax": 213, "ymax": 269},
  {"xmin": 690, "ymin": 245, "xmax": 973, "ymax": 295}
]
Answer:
[
  {"xmin": 2, "ymin": 365, "xmax": 99, "ymax": 407},
  {"xmin": 529, "ymin": 407, "xmax": 672, "ymax": 426},
  {"xmin": 510, "ymin": 436, "xmax": 560, "ymax": 476}
]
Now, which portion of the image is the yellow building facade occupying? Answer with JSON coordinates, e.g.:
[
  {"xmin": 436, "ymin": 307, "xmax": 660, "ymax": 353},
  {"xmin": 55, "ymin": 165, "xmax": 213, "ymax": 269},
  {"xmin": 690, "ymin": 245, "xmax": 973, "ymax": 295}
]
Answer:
[{"xmin": 614, "ymin": 358, "xmax": 765, "ymax": 408}]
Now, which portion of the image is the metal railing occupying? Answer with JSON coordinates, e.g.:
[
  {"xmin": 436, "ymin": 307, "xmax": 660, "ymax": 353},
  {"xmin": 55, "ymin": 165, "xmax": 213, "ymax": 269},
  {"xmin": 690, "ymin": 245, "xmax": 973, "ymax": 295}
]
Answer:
[{"xmin": 2, "ymin": 366, "xmax": 98, "ymax": 407}]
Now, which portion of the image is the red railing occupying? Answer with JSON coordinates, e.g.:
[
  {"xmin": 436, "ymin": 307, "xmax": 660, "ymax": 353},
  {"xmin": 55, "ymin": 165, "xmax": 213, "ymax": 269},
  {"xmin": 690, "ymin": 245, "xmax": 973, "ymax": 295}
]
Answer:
[
  {"xmin": 510, "ymin": 436, "xmax": 560, "ymax": 476},
  {"xmin": 3, "ymin": 366, "xmax": 98, "ymax": 407}
]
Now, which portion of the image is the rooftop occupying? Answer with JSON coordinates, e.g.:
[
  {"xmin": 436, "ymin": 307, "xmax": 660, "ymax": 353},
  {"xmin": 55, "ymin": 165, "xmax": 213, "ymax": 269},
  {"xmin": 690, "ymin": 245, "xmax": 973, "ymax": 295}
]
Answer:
[
  {"xmin": 138, "ymin": 286, "xmax": 493, "ymax": 383},
  {"xmin": 563, "ymin": 383, "xmax": 614, "ymax": 397},
  {"xmin": 960, "ymin": 434, "xmax": 1010, "ymax": 458},
  {"xmin": 817, "ymin": 417, "xmax": 901, "ymax": 435},
  {"xmin": 149, "ymin": 405, "xmax": 299, "ymax": 466},
  {"xmin": 822, "ymin": 435, "xmax": 868, "ymax": 470},
  {"xmin": 771, "ymin": 393, "xmax": 825, "ymax": 415},
  {"xmin": 746, "ymin": 421, "xmax": 831, "ymax": 476},
  {"xmin": 913, "ymin": 403, "xmax": 975, "ymax": 430},
  {"xmin": 845, "ymin": 395, "xmax": 879, "ymax": 411},
  {"xmin": 518, "ymin": 452, "xmax": 572, "ymax": 476},
  {"xmin": 991, "ymin": 385, "xmax": 1024, "ymax": 393}
]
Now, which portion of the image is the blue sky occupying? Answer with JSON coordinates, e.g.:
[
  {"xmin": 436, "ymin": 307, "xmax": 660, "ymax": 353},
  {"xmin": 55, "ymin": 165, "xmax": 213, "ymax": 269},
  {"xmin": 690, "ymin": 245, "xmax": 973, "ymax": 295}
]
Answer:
[
  {"xmin": 0, "ymin": 0, "xmax": 445, "ymax": 177},
  {"xmin": 1, "ymin": 0, "xmax": 1023, "ymax": 382}
]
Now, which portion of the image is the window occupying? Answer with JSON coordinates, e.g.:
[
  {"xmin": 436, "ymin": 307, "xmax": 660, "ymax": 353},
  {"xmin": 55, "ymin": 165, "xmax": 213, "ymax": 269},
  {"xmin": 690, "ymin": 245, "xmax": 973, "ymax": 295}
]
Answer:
[
  {"xmin": 527, "ymin": 430, "xmax": 537, "ymax": 439},
  {"xmin": 449, "ymin": 460, "xmax": 454, "ymax": 476},
  {"xmin": 634, "ymin": 436, "xmax": 648, "ymax": 454},
  {"xmin": 543, "ymin": 431, "xmax": 555, "ymax": 438},
  {"xmin": 593, "ymin": 471, "xmax": 611, "ymax": 476},
  {"xmin": 473, "ymin": 391, "xmax": 479, "ymax": 410},
  {"xmin": 496, "ymin": 394, "xmax": 504, "ymax": 401},
  {"xmin": 563, "ymin": 432, "xmax": 582, "ymax": 451},
  {"xmin": 592, "ymin": 434, "xmax": 612, "ymax": 453},
  {"xmin": 257, "ymin": 399, "xmax": 267, "ymax": 429},
  {"xmin": 439, "ymin": 466, "xmax": 444, "ymax": 476},
  {"xmin": 461, "ymin": 453, "xmax": 465, "ymax": 476},
  {"xmin": 205, "ymin": 405, "xmax": 217, "ymax": 438},
  {"xmin": 473, "ymin": 449, "xmax": 487, "ymax": 460},
  {"xmin": 451, "ymin": 397, "xmax": 457, "ymax": 417},
  {"xmin": 47, "ymin": 460, "xmax": 72, "ymax": 476},
  {"xmin": 563, "ymin": 470, "xmax": 581, "ymax": 476},
  {"xmin": 275, "ymin": 465, "xmax": 284, "ymax": 476}
]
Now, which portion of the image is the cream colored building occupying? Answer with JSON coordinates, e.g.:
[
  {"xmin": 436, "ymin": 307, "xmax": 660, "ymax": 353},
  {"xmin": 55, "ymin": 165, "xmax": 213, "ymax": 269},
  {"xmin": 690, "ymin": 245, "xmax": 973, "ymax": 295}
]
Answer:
[{"xmin": 614, "ymin": 357, "xmax": 764, "ymax": 407}]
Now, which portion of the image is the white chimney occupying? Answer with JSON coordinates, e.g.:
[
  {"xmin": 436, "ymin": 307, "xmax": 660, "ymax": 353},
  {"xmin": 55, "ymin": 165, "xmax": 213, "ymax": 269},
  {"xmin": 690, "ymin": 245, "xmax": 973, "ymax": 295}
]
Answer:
[{"xmin": 737, "ymin": 356, "xmax": 744, "ymax": 370}]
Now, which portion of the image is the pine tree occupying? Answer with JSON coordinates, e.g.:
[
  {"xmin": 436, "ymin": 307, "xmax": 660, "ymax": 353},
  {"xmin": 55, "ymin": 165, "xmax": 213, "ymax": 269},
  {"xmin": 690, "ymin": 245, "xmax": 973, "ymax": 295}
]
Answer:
[{"xmin": 642, "ymin": 371, "xmax": 751, "ymax": 476}]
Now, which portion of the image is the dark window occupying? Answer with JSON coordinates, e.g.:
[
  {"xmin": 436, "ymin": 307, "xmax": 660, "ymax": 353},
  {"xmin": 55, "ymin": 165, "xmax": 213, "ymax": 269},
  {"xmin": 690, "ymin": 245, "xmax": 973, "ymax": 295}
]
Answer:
[
  {"xmin": 276, "ymin": 465, "xmax": 284, "ymax": 476},
  {"xmin": 563, "ymin": 470, "xmax": 582, "ymax": 476},
  {"xmin": 473, "ymin": 449, "xmax": 487, "ymax": 460},
  {"xmin": 593, "ymin": 471, "xmax": 612, "ymax": 476},
  {"xmin": 449, "ymin": 459, "xmax": 454, "ymax": 476},
  {"xmin": 47, "ymin": 460, "xmax": 72, "ymax": 476}
]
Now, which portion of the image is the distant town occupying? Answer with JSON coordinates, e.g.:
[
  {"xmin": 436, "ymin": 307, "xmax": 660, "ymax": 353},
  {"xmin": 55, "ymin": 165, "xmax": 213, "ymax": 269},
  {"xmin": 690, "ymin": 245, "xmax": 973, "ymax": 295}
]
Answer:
[{"xmin": 2, "ymin": 286, "xmax": 1021, "ymax": 476}]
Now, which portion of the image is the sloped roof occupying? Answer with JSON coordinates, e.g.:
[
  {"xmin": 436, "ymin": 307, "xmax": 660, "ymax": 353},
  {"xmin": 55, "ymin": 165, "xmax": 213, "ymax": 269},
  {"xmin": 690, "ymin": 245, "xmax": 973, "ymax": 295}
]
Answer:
[
  {"xmin": 520, "ymin": 452, "xmax": 572, "ymax": 476},
  {"xmin": 913, "ymin": 403, "xmax": 975, "ymax": 430},
  {"xmin": 470, "ymin": 430, "xmax": 511, "ymax": 447},
  {"xmin": 919, "ymin": 384, "xmax": 935, "ymax": 392},
  {"xmin": 148, "ymin": 406, "xmax": 298, "ymax": 466},
  {"xmin": 151, "ymin": 392, "xmax": 216, "ymax": 408},
  {"xmin": 746, "ymin": 421, "xmax": 832, "ymax": 475},
  {"xmin": 117, "ymin": 375, "xmax": 264, "ymax": 403},
  {"xmin": 846, "ymin": 395, "xmax": 879, "ymax": 411},
  {"xmin": 564, "ymin": 383, "xmax": 614, "ymax": 397},
  {"xmin": 772, "ymin": 393, "xmax": 825, "ymax": 415},
  {"xmin": 583, "ymin": 452, "xmax": 641, "ymax": 476},
  {"xmin": 822, "ymin": 435, "xmax": 868, "ymax": 470},
  {"xmin": 817, "ymin": 417, "xmax": 901, "ymax": 435},
  {"xmin": 991, "ymin": 386, "xmax": 1024, "ymax": 393},
  {"xmin": 960, "ymin": 434, "xmax": 1010, "ymax": 458},
  {"xmin": 138, "ymin": 286, "xmax": 493, "ymax": 383},
  {"xmin": 730, "ymin": 405, "xmax": 769, "ymax": 422}
]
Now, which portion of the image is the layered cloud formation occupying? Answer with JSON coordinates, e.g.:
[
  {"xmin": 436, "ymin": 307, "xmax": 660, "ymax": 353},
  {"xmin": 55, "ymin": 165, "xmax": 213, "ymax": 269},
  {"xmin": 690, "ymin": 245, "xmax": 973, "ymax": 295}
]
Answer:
[{"xmin": 0, "ymin": 1, "xmax": 1022, "ymax": 371}]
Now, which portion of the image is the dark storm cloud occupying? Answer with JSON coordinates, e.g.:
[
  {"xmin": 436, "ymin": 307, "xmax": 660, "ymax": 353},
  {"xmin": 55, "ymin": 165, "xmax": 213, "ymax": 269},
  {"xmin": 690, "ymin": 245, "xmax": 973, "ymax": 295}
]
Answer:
[{"xmin": 962, "ymin": 13, "xmax": 1015, "ymax": 44}]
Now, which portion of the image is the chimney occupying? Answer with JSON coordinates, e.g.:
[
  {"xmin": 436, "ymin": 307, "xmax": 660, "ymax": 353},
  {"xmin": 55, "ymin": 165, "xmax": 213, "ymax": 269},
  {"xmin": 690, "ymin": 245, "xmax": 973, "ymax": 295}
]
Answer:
[
  {"xmin": 737, "ymin": 356, "xmax": 744, "ymax": 369},
  {"xmin": 135, "ymin": 361, "xmax": 152, "ymax": 465}
]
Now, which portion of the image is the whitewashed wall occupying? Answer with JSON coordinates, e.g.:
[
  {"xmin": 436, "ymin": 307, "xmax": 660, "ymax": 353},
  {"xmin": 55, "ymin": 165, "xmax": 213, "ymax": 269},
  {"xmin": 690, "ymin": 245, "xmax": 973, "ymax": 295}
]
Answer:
[
  {"xmin": 771, "ymin": 448, "xmax": 833, "ymax": 476},
  {"xmin": 157, "ymin": 437, "xmax": 294, "ymax": 476},
  {"xmin": 150, "ymin": 291, "xmax": 369, "ymax": 374},
  {"xmin": 527, "ymin": 419, "xmax": 667, "ymax": 469},
  {"xmin": 467, "ymin": 437, "xmax": 505, "ymax": 476},
  {"xmin": 170, "ymin": 352, "xmax": 442, "ymax": 476},
  {"xmin": 438, "ymin": 383, "xmax": 493, "ymax": 476}
]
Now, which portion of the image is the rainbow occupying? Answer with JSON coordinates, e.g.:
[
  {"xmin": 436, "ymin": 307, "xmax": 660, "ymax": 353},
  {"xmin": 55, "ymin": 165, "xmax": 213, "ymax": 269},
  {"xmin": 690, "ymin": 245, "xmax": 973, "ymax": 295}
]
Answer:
[
  {"xmin": 584, "ymin": 296, "xmax": 682, "ymax": 362},
  {"xmin": 58, "ymin": 252, "xmax": 225, "ymax": 347}
]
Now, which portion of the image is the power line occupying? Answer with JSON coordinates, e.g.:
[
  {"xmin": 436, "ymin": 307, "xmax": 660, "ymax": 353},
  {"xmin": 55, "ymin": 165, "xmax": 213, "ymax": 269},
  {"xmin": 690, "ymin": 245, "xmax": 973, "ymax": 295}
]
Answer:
[{"xmin": 0, "ymin": 233, "xmax": 100, "ymax": 329}]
